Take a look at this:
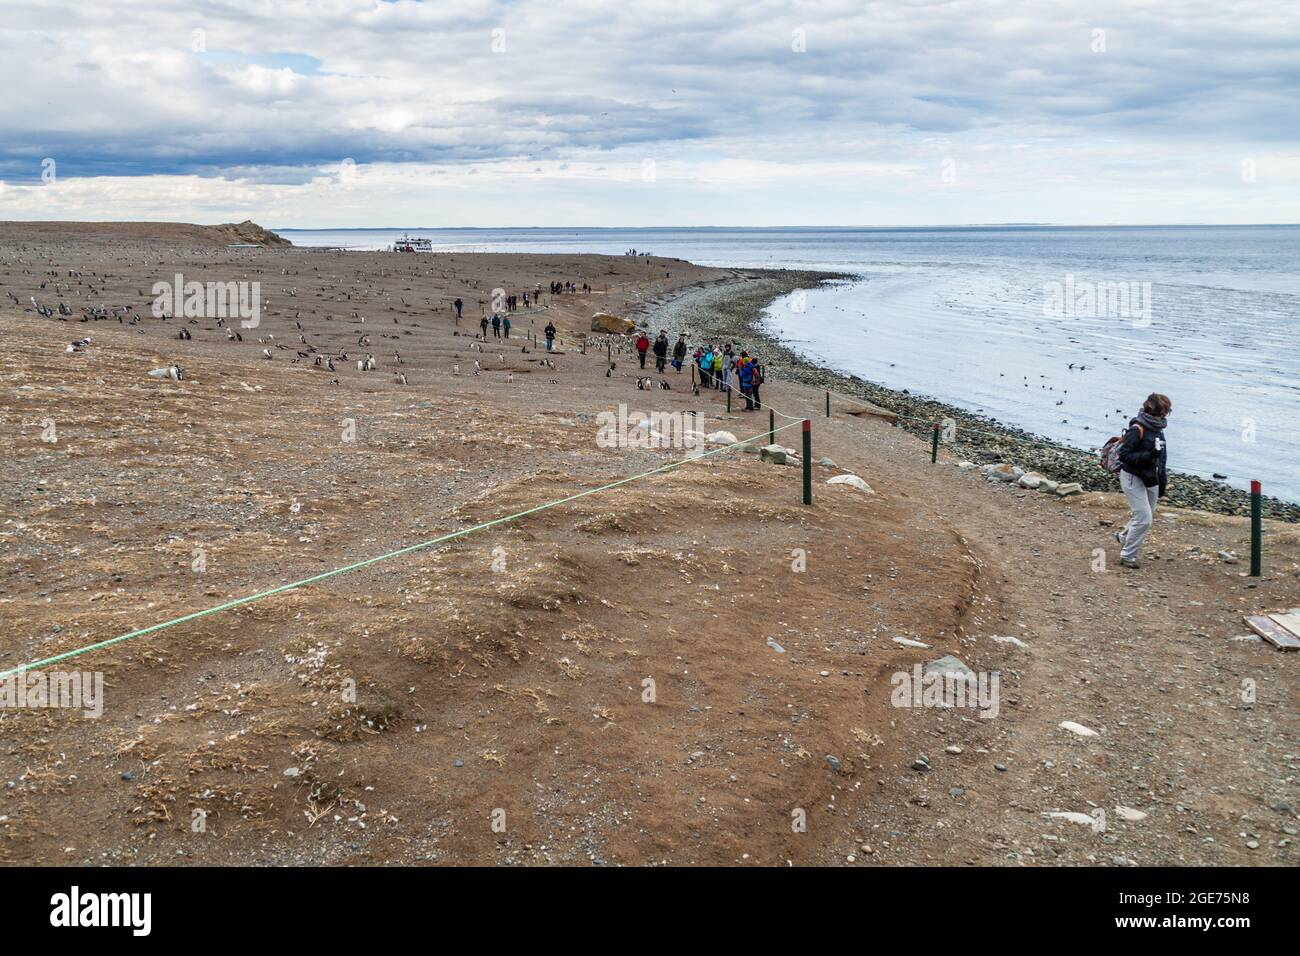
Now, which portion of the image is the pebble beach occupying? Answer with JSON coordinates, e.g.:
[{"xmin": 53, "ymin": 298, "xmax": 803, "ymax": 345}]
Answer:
[{"xmin": 644, "ymin": 269, "xmax": 1300, "ymax": 523}]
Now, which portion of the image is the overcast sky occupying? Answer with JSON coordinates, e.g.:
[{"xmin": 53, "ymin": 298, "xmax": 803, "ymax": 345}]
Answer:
[{"xmin": 1, "ymin": 0, "xmax": 1297, "ymax": 226}]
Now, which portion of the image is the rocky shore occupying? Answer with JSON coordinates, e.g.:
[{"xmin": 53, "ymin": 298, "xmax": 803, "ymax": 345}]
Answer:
[{"xmin": 644, "ymin": 269, "xmax": 1300, "ymax": 523}]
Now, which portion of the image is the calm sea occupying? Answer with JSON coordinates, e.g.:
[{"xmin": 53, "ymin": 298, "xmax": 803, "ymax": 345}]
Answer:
[{"xmin": 279, "ymin": 226, "xmax": 1300, "ymax": 500}]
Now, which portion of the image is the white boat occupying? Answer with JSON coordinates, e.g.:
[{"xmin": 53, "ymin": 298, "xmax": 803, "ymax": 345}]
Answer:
[{"xmin": 391, "ymin": 234, "xmax": 433, "ymax": 253}]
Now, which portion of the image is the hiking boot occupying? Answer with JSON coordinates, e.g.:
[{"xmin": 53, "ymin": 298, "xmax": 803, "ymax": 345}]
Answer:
[{"xmin": 1119, "ymin": 557, "xmax": 1140, "ymax": 569}]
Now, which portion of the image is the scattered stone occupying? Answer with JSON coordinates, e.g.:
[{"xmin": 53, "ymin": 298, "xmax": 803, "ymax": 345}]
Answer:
[
  {"xmin": 1059, "ymin": 720, "xmax": 1099, "ymax": 738},
  {"xmin": 1218, "ymin": 550, "xmax": 1239, "ymax": 564},
  {"xmin": 911, "ymin": 758, "xmax": 931, "ymax": 772},
  {"xmin": 893, "ymin": 636, "xmax": 931, "ymax": 648},
  {"xmin": 957, "ymin": 460, "xmax": 978, "ymax": 470},
  {"xmin": 706, "ymin": 430, "xmax": 740, "ymax": 446},
  {"xmin": 989, "ymin": 634, "xmax": 1029, "ymax": 648},
  {"xmin": 766, "ymin": 637, "xmax": 785, "ymax": 653},
  {"xmin": 1115, "ymin": 806, "xmax": 1148, "ymax": 822},
  {"xmin": 827, "ymin": 473, "xmax": 873, "ymax": 494},
  {"xmin": 945, "ymin": 744, "xmax": 963, "ymax": 755},
  {"xmin": 1018, "ymin": 472, "xmax": 1045, "ymax": 489},
  {"xmin": 924, "ymin": 655, "xmax": 974, "ymax": 679},
  {"xmin": 1045, "ymin": 811, "xmax": 1096, "ymax": 826},
  {"xmin": 1054, "ymin": 482, "xmax": 1083, "ymax": 496}
]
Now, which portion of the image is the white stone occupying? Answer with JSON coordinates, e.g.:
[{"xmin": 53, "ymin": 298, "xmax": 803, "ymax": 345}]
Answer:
[
  {"xmin": 827, "ymin": 474, "xmax": 874, "ymax": 494},
  {"xmin": 1059, "ymin": 720, "xmax": 1099, "ymax": 738},
  {"xmin": 892, "ymin": 637, "xmax": 931, "ymax": 648},
  {"xmin": 989, "ymin": 634, "xmax": 1029, "ymax": 648},
  {"xmin": 1045, "ymin": 811, "xmax": 1096, "ymax": 826},
  {"xmin": 1115, "ymin": 806, "xmax": 1148, "ymax": 822}
]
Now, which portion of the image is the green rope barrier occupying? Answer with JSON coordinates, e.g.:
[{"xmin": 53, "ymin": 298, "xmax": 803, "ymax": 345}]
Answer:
[{"xmin": 1, "ymin": 420, "xmax": 803, "ymax": 679}]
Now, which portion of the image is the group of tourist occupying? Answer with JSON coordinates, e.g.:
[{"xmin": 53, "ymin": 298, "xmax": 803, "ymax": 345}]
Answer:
[
  {"xmin": 693, "ymin": 342, "xmax": 764, "ymax": 411},
  {"xmin": 629, "ymin": 330, "xmax": 766, "ymax": 411}
]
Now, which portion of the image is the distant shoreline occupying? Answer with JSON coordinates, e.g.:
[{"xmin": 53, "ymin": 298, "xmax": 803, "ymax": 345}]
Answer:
[{"xmin": 644, "ymin": 269, "xmax": 1300, "ymax": 522}]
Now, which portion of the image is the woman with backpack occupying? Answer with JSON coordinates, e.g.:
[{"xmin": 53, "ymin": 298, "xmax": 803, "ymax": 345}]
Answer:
[{"xmin": 1114, "ymin": 393, "xmax": 1171, "ymax": 569}]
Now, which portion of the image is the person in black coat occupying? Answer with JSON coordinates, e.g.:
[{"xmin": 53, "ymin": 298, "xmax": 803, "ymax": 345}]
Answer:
[
  {"xmin": 1115, "ymin": 392, "xmax": 1171, "ymax": 569},
  {"xmin": 652, "ymin": 331, "xmax": 669, "ymax": 372}
]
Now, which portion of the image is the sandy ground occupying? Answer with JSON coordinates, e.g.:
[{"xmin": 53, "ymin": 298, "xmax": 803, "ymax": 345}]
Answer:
[{"xmin": 0, "ymin": 222, "xmax": 1296, "ymax": 866}]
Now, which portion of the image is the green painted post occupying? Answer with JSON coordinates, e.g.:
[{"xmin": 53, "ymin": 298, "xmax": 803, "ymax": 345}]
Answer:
[
  {"xmin": 931, "ymin": 422, "xmax": 940, "ymax": 463},
  {"xmin": 802, "ymin": 419, "xmax": 812, "ymax": 506},
  {"xmin": 1251, "ymin": 480, "xmax": 1262, "ymax": 576},
  {"xmin": 768, "ymin": 408, "xmax": 775, "ymax": 446},
  {"xmin": 726, "ymin": 385, "xmax": 731, "ymax": 413},
  {"xmin": 825, "ymin": 391, "xmax": 830, "ymax": 418}
]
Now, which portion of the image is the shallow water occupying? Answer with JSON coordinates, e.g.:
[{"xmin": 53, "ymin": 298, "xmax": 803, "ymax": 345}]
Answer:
[{"xmin": 282, "ymin": 225, "xmax": 1300, "ymax": 500}]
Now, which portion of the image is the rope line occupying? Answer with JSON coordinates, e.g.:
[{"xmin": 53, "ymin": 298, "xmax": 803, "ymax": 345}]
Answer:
[{"xmin": 1, "ymin": 419, "xmax": 805, "ymax": 680}]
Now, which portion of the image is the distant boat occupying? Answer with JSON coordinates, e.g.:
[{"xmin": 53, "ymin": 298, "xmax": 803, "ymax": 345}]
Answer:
[{"xmin": 391, "ymin": 234, "xmax": 433, "ymax": 253}]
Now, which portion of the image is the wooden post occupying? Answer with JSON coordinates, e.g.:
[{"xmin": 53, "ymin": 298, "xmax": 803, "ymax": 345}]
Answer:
[{"xmin": 802, "ymin": 420, "xmax": 812, "ymax": 505}]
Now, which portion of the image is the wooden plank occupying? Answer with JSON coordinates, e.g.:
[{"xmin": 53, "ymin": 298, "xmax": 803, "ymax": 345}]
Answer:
[
  {"xmin": 1245, "ymin": 615, "xmax": 1300, "ymax": 651},
  {"xmin": 1267, "ymin": 608, "xmax": 1300, "ymax": 639}
]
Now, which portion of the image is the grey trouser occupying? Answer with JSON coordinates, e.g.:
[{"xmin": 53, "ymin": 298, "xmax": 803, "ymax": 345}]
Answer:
[{"xmin": 1119, "ymin": 469, "xmax": 1159, "ymax": 561}]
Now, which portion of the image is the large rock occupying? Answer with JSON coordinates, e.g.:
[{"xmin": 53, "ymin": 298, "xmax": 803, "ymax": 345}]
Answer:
[
  {"xmin": 985, "ymin": 463, "xmax": 1019, "ymax": 482},
  {"xmin": 1018, "ymin": 472, "xmax": 1045, "ymax": 489},
  {"xmin": 591, "ymin": 312, "xmax": 634, "ymax": 334},
  {"xmin": 706, "ymin": 430, "xmax": 739, "ymax": 446},
  {"xmin": 827, "ymin": 474, "xmax": 874, "ymax": 494},
  {"xmin": 1054, "ymin": 482, "xmax": 1083, "ymax": 496},
  {"xmin": 924, "ymin": 655, "xmax": 974, "ymax": 679},
  {"xmin": 760, "ymin": 445, "xmax": 788, "ymax": 465}
]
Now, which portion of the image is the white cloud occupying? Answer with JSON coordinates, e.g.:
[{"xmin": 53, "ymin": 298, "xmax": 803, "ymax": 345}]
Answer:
[{"xmin": 0, "ymin": 0, "xmax": 1297, "ymax": 224}]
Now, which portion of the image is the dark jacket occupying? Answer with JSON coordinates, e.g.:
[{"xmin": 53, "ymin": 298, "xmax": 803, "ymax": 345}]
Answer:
[
  {"xmin": 653, "ymin": 336, "xmax": 668, "ymax": 357},
  {"xmin": 1118, "ymin": 417, "xmax": 1168, "ymax": 495}
]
